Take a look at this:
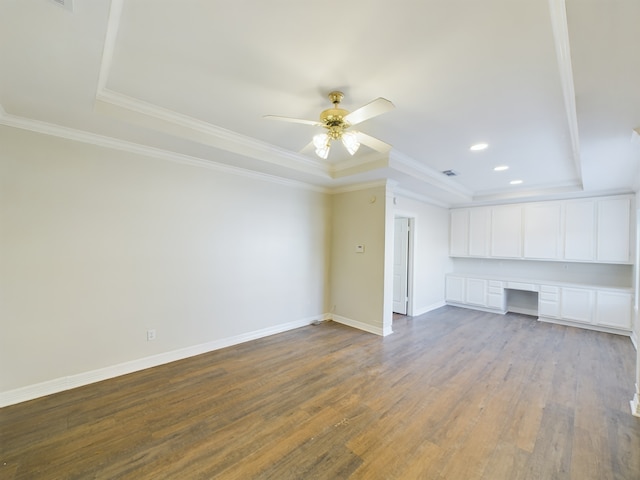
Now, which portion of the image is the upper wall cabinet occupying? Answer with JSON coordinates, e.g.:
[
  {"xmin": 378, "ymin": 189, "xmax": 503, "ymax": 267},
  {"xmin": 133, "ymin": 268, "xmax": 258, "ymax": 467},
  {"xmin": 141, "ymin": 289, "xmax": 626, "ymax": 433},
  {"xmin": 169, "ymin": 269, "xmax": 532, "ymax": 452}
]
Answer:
[
  {"xmin": 449, "ymin": 195, "xmax": 633, "ymax": 265},
  {"xmin": 449, "ymin": 207, "xmax": 491, "ymax": 257},
  {"xmin": 469, "ymin": 207, "xmax": 491, "ymax": 257},
  {"xmin": 490, "ymin": 205, "xmax": 523, "ymax": 258},
  {"xmin": 596, "ymin": 196, "xmax": 631, "ymax": 263},
  {"xmin": 523, "ymin": 202, "xmax": 562, "ymax": 260},
  {"xmin": 564, "ymin": 199, "xmax": 596, "ymax": 261},
  {"xmin": 450, "ymin": 209, "xmax": 469, "ymax": 257}
]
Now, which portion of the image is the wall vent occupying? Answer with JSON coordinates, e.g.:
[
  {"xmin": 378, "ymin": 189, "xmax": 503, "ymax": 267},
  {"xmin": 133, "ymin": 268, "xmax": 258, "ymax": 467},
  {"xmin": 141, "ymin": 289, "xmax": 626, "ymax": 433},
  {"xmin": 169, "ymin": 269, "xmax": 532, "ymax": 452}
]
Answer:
[
  {"xmin": 49, "ymin": 0, "xmax": 74, "ymax": 12},
  {"xmin": 442, "ymin": 170, "xmax": 458, "ymax": 177}
]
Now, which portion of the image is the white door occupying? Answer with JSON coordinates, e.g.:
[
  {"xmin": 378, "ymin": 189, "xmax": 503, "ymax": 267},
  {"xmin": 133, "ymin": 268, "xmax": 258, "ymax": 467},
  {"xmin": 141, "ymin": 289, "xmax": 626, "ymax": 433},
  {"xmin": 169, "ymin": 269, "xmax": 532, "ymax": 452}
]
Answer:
[{"xmin": 393, "ymin": 217, "xmax": 410, "ymax": 314}]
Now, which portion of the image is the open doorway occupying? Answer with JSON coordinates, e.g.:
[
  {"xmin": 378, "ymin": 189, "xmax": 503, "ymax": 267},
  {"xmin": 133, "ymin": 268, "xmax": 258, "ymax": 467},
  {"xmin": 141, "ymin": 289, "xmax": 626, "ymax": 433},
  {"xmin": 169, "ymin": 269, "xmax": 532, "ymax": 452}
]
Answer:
[{"xmin": 393, "ymin": 216, "xmax": 413, "ymax": 315}]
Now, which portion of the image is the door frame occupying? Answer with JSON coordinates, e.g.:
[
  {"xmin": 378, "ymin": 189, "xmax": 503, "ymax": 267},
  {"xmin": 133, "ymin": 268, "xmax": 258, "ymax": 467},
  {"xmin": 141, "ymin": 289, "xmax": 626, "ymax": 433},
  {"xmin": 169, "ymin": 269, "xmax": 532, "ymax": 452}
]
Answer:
[{"xmin": 393, "ymin": 213, "xmax": 416, "ymax": 316}]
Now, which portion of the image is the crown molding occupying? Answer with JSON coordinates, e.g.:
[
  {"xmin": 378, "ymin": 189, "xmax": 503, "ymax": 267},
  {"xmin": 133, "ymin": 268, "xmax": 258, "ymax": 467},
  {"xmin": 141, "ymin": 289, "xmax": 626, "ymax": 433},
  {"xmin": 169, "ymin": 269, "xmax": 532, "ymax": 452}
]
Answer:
[
  {"xmin": 96, "ymin": 0, "xmax": 124, "ymax": 93},
  {"xmin": 389, "ymin": 150, "xmax": 473, "ymax": 202},
  {"xmin": 0, "ymin": 110, "xmax": 330, "ymax": 194},
  {"xmin": 95, "ymin": 89, "xmax": 330, "ymax": 179},
  {"xmin": 393, "ymin": 188, "xmax": 451, "ymax": 208},
  {"xmin": 329, "ymin": 150, "xmax": 389, "ymax": 174},
  {"xmin": 472, "ymin": 179, "xmax": 583, "ymax": 201},
  {"xmin": 329, "ymin": 180, "xmax": 390, "ymax": 195},
  {"xmin": 548, "ymin": 0, "xmax": 583, "ymax": 182}
]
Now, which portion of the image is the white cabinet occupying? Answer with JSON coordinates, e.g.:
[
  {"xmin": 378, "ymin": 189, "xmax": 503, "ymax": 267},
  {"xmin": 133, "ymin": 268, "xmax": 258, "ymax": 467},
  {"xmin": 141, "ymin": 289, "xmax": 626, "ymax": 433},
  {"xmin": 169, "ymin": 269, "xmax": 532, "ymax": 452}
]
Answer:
[
  {"xmin": 538, "ymin": 285, "xmax": 560, "ymax": 318},
  {"xmin": 490, "ymin": 205, "xmax": 523, "ymax": 258},
  {"xmin": 445, "ymin": 276, "xmax": 487, "ymax": 307},
  {"xmin": 539, "ymin": 285, "xmax": 632, "ymax": 332},
  {"xmin": 469, "ymin": 207, "xmax": 490, "ymax": 257},
  {"xmin": 465, "ymin": 278, "xmax": 488, "ymax": 306},
  {"xmin": 564, "ymin": 199, "xmax": 595, "ymax": 261},
  {"xmin": 446, "ymin": 276, "xmax": 502, "ymax": 311},
  {"xmin": 445, "ymin": 275, "xmax": 466, "ymax": 303},
  {"xmin": 595, "ymin": 290, "xmax": 632, "ymax": 329},
  {"xmin": 450, "ymin": 207, "xmax": 490, "ymax": 257},
  {"xmin": 596, "ymin": 196, "xmax": 631, "ymax": 263},
  {"xmin": 450, "ymin": 209, "xmax": 469, "ymax": 257},
  {"xmin": 487, "ymin": 280, "xmax": 505, "ymax": 310},
  {"xmin": 524, "ymin": 203, "xmax": 562, "ymax": 260},
  {"xmin": 560, "ymin": 287, "xmax": 594, "ymax": 324},
  {"xmin": 446, "ymin": 275, "xmax": 633, "ymax": 333},
  {"xmin": 450, "ymin": 194, "xmax": 632, "ymax": 264}
]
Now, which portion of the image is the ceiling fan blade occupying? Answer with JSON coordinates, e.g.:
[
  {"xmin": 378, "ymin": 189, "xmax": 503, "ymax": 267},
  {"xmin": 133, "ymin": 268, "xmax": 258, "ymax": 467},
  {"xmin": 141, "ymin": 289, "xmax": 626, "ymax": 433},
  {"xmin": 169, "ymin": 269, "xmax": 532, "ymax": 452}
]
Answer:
[
  {"xmin": 356, "ymin": 131, "xmax": 392, "ymax": 153},
  {"xmin": 299, "ymin": 140, "xmax": 315, "ymax": 154},
  {"xmin": 263, "ymin": 115, "xmax": 321, "ymax": 127},
  {"xmin": 344, "ymin": 97, "xmax": 395, "ymax": 126}
]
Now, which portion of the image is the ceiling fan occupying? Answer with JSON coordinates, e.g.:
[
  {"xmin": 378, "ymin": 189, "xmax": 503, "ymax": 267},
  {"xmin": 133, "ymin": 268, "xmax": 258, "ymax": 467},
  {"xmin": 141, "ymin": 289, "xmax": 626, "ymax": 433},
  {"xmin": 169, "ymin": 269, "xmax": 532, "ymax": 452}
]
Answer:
[{"xmin": 264, "ymin": 91, "xmax": 395, "ymax": 159}]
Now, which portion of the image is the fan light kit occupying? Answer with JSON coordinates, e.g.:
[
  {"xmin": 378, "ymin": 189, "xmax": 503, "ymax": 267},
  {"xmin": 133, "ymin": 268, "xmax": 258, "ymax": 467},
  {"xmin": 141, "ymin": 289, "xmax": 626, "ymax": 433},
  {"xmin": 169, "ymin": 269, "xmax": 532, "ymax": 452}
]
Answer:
[{"xmin": 265, "ymin": 91, "xmax": 394, "ymax": 159}]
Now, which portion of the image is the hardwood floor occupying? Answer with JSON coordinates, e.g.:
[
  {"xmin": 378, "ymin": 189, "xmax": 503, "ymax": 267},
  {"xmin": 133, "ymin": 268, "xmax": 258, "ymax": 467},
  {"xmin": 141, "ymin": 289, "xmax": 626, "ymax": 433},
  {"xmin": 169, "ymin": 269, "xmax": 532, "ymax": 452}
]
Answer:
[{"xmin": 2, "ymin": 306, "xmax": 639, "ymax": 479}]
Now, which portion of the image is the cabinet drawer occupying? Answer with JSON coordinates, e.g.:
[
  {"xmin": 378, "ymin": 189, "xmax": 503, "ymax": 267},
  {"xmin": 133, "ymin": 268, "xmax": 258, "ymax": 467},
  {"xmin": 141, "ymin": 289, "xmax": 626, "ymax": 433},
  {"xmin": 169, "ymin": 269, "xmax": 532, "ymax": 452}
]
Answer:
[
  {"xmin": 506, "ymin": 282, "xmax": 539, "ymax": 292},
  {"xmin": 488, "ymin": 280, "xmax": 503, "ymax": 288},
  {"xmin": 540, "ymin": 291, "xmax": 558, "ymax": 301},
  {"xmin": 488, "ymin": 286, "xmax": 503, "ymax": 295},
  {"xmin": 540, "ymin": 285, "xmax": 559, "ymax": 294}
]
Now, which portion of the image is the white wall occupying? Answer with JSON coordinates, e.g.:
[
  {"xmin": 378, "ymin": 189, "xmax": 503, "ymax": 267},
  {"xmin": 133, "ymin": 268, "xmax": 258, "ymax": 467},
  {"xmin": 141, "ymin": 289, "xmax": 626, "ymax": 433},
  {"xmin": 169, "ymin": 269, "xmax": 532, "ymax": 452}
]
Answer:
[
  {"xmin": 393, "ymin": 195, "xmax": 452, "ymax": 316},
  {"xmin": 451, "ymin": 258, "xmax": 633, "ymax": 288},
  {"xmin": 0, "ymin": 126, "xmax": 331, "ymax": 398}
]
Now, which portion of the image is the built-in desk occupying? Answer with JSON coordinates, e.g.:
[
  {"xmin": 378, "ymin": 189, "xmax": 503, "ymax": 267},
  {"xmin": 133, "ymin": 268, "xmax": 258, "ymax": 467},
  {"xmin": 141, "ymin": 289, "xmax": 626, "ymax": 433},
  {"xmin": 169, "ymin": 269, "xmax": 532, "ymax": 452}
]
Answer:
[{"xmin": 445, "ymin": 273, "xmax": 633, "ymax": 335}]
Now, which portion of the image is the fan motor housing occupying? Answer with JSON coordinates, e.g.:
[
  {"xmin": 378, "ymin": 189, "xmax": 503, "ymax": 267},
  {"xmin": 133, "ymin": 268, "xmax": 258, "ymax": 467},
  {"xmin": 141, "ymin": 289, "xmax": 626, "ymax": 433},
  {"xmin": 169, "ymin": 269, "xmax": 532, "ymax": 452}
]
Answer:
[{"xmin": 320, "ymin": 107, "xmax": 349, "ymax": 128}]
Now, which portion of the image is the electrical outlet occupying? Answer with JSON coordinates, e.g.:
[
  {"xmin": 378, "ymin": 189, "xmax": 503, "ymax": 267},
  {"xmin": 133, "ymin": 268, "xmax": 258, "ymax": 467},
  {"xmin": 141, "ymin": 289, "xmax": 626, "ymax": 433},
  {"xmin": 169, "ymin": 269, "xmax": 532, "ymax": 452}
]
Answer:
[{"xmin": 147, "ymin": 329, "xmax": 156, "ymax": 341}]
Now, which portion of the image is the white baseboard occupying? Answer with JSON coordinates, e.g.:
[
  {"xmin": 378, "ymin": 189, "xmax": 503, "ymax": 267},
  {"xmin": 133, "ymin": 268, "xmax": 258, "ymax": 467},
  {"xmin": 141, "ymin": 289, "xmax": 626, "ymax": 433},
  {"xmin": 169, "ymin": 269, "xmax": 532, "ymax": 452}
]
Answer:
[
  {"xmin": 412, "ymin": 301, "xmax": 446, "ymax": 317},
  {"xmin": 537, "ymin": 316, "xmax": 632, "ymax": 337},
  {"xmin": 631, "ymin": 390, "xmax": 640, "ymax": 418},
  {"xmin": 0, "ymin": 315, "xmax": 322, "ymax": 408},
  {"xmin": 331, "ymin": 314, "xmax": 390, "ymax": 336}
]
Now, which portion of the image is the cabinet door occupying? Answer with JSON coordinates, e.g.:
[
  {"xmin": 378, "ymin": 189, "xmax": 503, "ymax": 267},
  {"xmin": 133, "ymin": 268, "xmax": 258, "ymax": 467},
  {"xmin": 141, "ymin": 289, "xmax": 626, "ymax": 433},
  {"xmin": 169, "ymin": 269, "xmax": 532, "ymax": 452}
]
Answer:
[
  {"xmin": 445, "ymin": 276, "xmax": 466, "ymax": 303},
  {"xmin": 561, "ymin": 287, "xmax": 594, "ymax": 324},
  {"xmin": 596, "ymin": 197, "xmax": 631, "ymax": 263},
  {"xmin": 469, "ymin": 207, "xmax": 490, "ymax": 257},
  {"xmin": 595, "ymin": 291, "xmax": 632, "ymax": 329},
  {"xmin": 465, "ymin": 278, "xmax": 487, "ymax": 306},
  {"xmin": 524, "ymin": 203, "xmax": 562, "ymax": 259},
  {"xmin": 450, "ymin": 209, "xmax": 469, "ymax": 257},
  {"xmin": 564, "ymin": 199, "xmax": 595, "ymax": 261},
  {"xmin": 491, "ymin": 205, "xmax": 523, "ymax": 258}
]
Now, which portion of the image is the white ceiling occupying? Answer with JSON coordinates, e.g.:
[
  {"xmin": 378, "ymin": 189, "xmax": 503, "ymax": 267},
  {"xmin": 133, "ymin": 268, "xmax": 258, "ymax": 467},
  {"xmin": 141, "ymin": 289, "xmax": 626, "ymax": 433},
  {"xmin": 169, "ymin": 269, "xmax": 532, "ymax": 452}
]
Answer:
[{"xmin": 1, "ymin": 0, "xmax": 639, "ymax": 206}]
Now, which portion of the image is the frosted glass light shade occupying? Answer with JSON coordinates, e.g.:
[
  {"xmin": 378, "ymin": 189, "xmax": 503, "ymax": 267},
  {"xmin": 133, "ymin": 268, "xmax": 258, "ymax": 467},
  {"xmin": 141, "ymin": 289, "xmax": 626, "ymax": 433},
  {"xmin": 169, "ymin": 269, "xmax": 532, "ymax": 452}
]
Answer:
[
  {"xmin": 313, "ymin": 133, "xmax": 328, "ymax": 149},
  {"xmin": 313, "ymin": 133, "xmax": 330, "ymax": 159},
  {"xmin": 341, "ymin": 131, "xmax": 360, "ymax": 155}
]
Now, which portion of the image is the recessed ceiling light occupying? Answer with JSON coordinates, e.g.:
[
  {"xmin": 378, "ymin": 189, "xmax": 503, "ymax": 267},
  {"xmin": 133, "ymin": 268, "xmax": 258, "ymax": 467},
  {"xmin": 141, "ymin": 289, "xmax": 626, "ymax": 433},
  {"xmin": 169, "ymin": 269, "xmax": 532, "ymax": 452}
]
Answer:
[
  {"xmin": 510, "ymin": 179, "xmax": 523, "ymax": 185},
  {"xmin": 494, "ymin": 165, "xmax": 509, "ymax": 171},
  {"xmin": 470, "ymin": 143, "xmax": 489, "ymax": 151}
]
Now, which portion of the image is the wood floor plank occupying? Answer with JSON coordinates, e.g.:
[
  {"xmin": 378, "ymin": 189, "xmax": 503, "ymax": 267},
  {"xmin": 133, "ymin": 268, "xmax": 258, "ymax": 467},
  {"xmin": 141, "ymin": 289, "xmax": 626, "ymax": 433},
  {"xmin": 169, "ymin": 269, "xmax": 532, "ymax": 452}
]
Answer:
[{"xmin": 1, "ymin": 307, "xmax": 639, "ymax": 479}]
